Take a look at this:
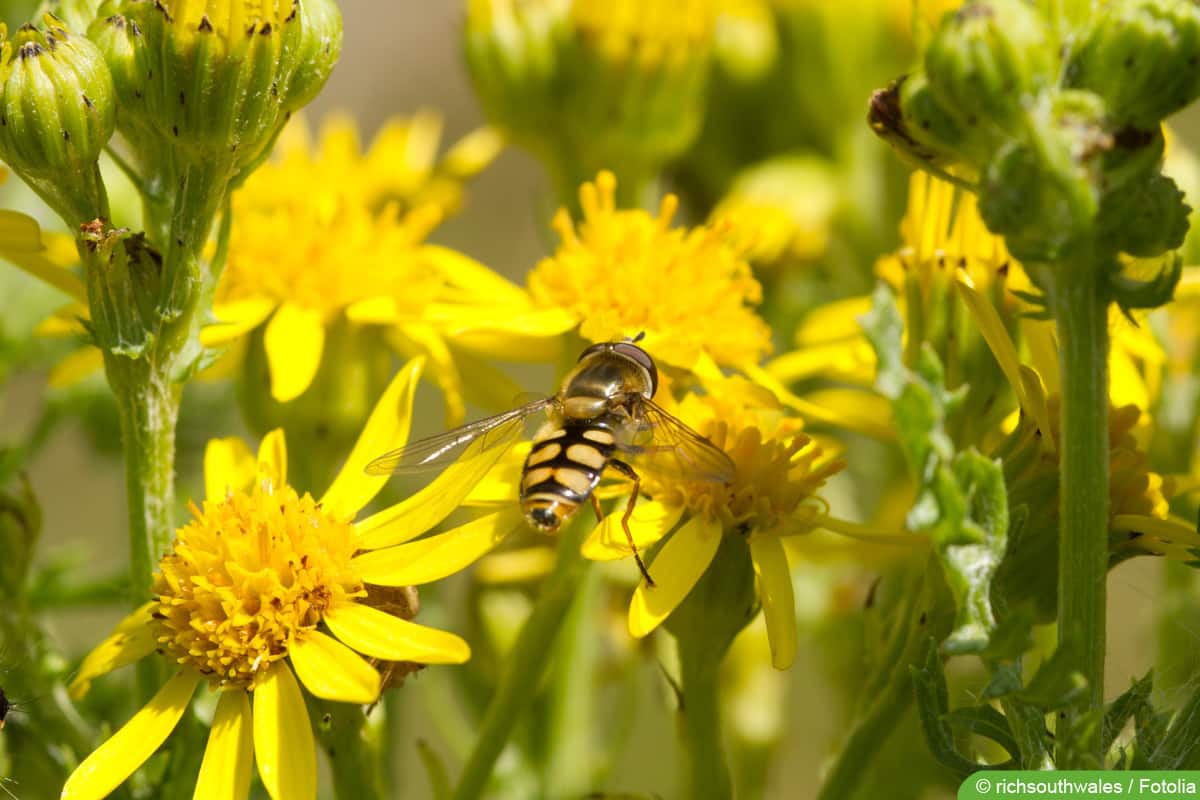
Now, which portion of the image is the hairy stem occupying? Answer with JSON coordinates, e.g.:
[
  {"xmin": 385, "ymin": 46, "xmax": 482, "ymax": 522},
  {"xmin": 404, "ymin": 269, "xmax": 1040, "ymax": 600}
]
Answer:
[{"xmin": 1051, "ymin": 259, "xmax": 1109, "ymax": 766}]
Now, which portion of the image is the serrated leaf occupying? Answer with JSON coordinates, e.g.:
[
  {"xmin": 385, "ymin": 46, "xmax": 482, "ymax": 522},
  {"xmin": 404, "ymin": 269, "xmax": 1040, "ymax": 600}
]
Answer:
[
  {"xmin": 1102, "ymin": 672, "xmax": 1152, "ymax": 757},
  {"xmin": 911, "ymin": 638, "xmax": 984, "ymax": 778},
  {"xmin": 944, "ymin": 705, "xmax": 1020, "ymax": 759}
]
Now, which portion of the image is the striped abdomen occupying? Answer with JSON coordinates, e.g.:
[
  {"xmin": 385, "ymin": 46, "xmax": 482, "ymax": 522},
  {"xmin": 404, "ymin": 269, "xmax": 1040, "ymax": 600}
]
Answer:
[{"xmin": 521, "ymin": 424, "xmax": 616, "ymax": 532}]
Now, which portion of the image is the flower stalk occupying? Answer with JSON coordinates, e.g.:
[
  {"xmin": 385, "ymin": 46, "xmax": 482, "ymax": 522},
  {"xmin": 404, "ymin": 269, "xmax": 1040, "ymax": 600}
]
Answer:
[
  {"xmin": 1043, "ymin": 258, "xmax": 1111, "ymax": 763},
  {"xmin": 452, "ymin": 517, "xmax": 594, "ymax": 800}
]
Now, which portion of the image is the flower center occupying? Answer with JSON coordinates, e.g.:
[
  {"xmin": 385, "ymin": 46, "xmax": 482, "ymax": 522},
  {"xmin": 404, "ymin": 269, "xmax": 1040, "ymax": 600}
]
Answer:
[
  {"xmin": 214, "ymin": 118, "xmax": 447, "ymax": 318},
  {"xmin": 528, "ymin": 171, "xmax": 771, "ymax": 369},
  {"xmin": 151, "ymin": 483, "xmax": 363, "ymax": 687},
  {"xmin": 644, "ymin": 392, "xmax": 843, "ymax": 533}
]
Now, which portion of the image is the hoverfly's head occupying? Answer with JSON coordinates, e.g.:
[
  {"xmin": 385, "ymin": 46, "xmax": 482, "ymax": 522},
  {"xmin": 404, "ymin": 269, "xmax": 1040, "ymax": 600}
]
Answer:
[{"xmin": 575, "ymin": 334, "xmax": 658, "ymax": 397}]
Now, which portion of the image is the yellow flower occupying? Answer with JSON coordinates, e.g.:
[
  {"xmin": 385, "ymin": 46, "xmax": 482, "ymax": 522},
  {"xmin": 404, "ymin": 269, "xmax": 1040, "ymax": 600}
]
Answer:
[
  {"xmin": 208, "ymin": 112, "xmax": 561, "ymax": 414},
  {"xmin": 528, "ymin": 171, "xmax": 772, "ymax": 373},
  {"xmin": 60, "ymin": 358, "xmax": 503, "ymax": 800},
  {"xmin": 576, "ymin": 377, "xmax": 912, "ymax": 669}
]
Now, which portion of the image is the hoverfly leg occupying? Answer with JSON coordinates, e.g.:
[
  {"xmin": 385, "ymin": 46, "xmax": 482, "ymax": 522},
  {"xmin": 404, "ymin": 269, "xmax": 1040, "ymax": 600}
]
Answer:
[
  {"xmin": 589, "ymin": 493, "xmax": 604, "ymax": 523},
  {"xmin": 609, "ymin": 459, "xmax": 655, "ymax": 588}
]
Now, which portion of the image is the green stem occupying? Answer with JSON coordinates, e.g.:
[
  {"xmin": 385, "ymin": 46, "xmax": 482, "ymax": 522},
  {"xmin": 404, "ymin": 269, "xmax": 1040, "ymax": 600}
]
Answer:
[
  {"xmin": 666, "ymin": 534, "xmax": 758, "ymax": 800},
  {"xmin": 541, "ymin": 564, "xmax": 600, "ymax": 797},
  {"xmin": 310, "ymin": 698, "xmax": 386, "ymax": 800},
  {"xmin": 817, "ymin": 672, "xmax": 913, "ymax": 800},
  {"xmin": 1050, "ymin": 259, "xmax": 1109, "ymax": 766},
  {"xmin": 451, "ymin": 518, "xmax": 593, "ymax": 800},
  {"xmin": 110, "ymin": 360, "xmax": 180, "ymax": 602},
  {"xmin": 676, "ymin": 650, "xmax": 732, "ymax": 800}
]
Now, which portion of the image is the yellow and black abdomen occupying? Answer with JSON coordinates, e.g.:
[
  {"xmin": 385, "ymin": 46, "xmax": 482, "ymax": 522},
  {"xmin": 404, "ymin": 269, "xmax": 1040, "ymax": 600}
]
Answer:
[{"xmin": 520, "ymin": 424, "xmax": 616, "ymax": 532}]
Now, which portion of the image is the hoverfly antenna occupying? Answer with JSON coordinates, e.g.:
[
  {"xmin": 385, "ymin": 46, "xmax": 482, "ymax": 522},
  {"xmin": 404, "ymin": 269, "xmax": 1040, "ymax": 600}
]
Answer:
[{"xmin": 628, "ymin": 331, "xmax": 646, "ymax": 343}]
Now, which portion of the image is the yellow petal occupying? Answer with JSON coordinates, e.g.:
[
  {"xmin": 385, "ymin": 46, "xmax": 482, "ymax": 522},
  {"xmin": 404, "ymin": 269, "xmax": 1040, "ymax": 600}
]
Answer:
[
  {"xmin": 257, "ymin": 429, "xmax": 288, "ymax": 491},
  {"xmin": 47, "ymin": 347, "xmax": 104, "ymax": 388},
  {"xmin": 461, "ymin": 444, "xmax": 529, "ymax": 507},
  {"xmin": 289, "ymin": 630, "xmax": 380, "ymax": 704},
  {"xmin": 0, "ymin": 210, "xmax": 87, "ymax": 302},
  {"xmin": 34, "ymin": 303, "xmax": 89, "ymax": 338},
  {"xmin": 628, "ymin": 515, "xmax": 722, "ymax": 638},
  {"xmin": 393, "ymin": 322, "xmax": 464, "ymax": 425},
  {"xmin": 69, "ymin": 603, "xmax": 157, "ymax": 699},
  {"xmin": 956, "ymin": 273, "xmax": 1056, "ymax": 453},
  {"xmin": 201, "ymin": 298, "xmax": 277, "ymax": 347},
  {"xmin": 61, "ymin": 670, "xmax": 199, "ymax": 800},
  {"xmin": 204, "ymin": 437, "xmax": 257, "ymax": 504},
  {"xmin": 749, "ymin": 536, "xmax": 797, "ymax": 670},
  {"xmin": 353, "ymin": 508, "xmax": 524, "ymax": 585},
  {"xmin": 423, "ymin": 245, "xmax": 527, "ymax": 305},
  {"xmin": 746, "ymin": 362, "xmax": 895, "ymax": 440},
  {"xmin": 356, "ymin": 442, "xmax": 522, "ymax": 550},
  {"xmin": 581, "ymin": 499, "xmax": 682, "ymax": 561},
  {"xmin": 253, "ymin": 663, "xmax": 316, "ymax": 800},
  {"xmin": 325, "ymin": 601, "xmax": 471, "ymax": 664},
  {"xmin": 194, "ymin": 690, "xmax": 253, "ymax": 800},
  {"xmin": 474, "ymin": 546, "xmax": 556, "ymax": 584},
  {"xmin": 263, "ymin": 303, "xmax": 325, "ymax": 403},
  {"xmin": 432, "ymin": 305, "xmax": 576, "ymax": 361},
  {"xmin": 319, "ymin": 357, "xmax": 424, "ymax": 519},
  {"xmin": 441, "ymin": 126, "xmax": 505, "ymax": 179}
]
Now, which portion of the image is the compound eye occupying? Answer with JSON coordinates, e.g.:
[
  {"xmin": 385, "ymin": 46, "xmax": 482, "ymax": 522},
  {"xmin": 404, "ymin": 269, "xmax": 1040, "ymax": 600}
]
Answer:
[
  {"xmin": 577, "ymin": 342, "xmax": 608, "ymax": 362},
  {"xmin": 612, "ymin": 342, "xmax": 658, "ymax": 395}
]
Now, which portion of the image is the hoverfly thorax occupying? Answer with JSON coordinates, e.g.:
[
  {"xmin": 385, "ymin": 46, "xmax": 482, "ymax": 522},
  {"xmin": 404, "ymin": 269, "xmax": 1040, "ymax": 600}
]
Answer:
[{"xmin": 560, "ymin": 341, "xmax": 659, "ymax": 420}]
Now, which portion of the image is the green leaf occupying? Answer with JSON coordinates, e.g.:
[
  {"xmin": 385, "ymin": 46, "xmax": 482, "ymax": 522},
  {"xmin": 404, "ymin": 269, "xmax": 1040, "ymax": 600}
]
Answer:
[
  {"xmin": 417, "ymin": 739, "xmax": 452, "ymax": 800},
  {"xmin": 910, "ymin": 638, "xmax": 985, "ymax": 779},
  {"xmin": 1150, "ymin": 678, "xmax": 1200, "ymax": 769},
  {"xmin": 1102, "ymin": 672, "xmax": 1152, "ymax": 757},
  {"xmin": 944, "ymin": 705, "xmax": 1020, "ymax": 760},
  {"xmin": 1019, "ymin": 648, "xmax": 1088, "ymax": 710}
]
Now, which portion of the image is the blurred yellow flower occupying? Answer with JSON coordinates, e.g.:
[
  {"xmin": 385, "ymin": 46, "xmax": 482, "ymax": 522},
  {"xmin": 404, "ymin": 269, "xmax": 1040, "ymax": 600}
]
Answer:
[
  {"xmin": 207, "ymin": 112, "xmax": 540, "ymax": 412},
  {"xmin": 528, "ymin": 170, "xmax": 772, "ymax": 373},
  {"xmin": 61, "ymin": 359, "xmax": 483, "ymax": 800}
]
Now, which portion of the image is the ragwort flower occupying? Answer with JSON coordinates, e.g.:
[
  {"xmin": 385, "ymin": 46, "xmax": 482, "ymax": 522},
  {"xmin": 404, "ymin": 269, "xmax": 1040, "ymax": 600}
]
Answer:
[
  {"xmin": 61, "ymin": 359, "xmax": 479, "ymax": 800},
  {"xmin": 528, "ymin": 170, "xmax": 772, "ymax": 374},
  {"xmin": 208, "ymin": 113, "xmax": 533, "ymax": 411},
  {"xmin": 579, "ymin": 377, "xmax": 912, "ymax": 669}
]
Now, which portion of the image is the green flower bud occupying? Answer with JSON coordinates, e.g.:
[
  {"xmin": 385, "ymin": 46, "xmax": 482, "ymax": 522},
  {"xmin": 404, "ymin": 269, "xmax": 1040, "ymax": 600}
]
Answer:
[
  {"xmin": 89, "ymin": 0, "xmax": 341, "ymax": 178},
  {"xmin": 1098, "ymin": 172, "xmax": 1190, "ymax": 258},
  {"xmin": 80, "ymin": 220, "xmax": 162, "ymax": 358},
  {"xmin": 0, "ymin": 14, "xmax": 114, "ymax": 224},
  {"xmin": 977, "ymin": 90, "xmax": 1110, "ymax": 262},
  {"xmin": 868, "ymin": 71, "xmax": 985, "ymax": 175},
  {"xmin": 466, "ymin": 0, "xmax": 714, "ymax": 193},
  {"xmin": 924, "ymin": 0, "xmax": 1054, "ymax": 135},
  {"xmin": 1066, "ymin": 0, "xmax": 1200, "ymax": 131}
]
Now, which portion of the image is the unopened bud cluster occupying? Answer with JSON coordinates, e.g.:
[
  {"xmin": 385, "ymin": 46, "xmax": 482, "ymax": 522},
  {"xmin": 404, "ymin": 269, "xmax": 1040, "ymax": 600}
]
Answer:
[
  {"xmin": 870, "ymin": 0, "xmax": 1197, "ymax": 273},
  {"xmin": 465, "ymin": 0, "xmax": 713, "ymax": 190}
]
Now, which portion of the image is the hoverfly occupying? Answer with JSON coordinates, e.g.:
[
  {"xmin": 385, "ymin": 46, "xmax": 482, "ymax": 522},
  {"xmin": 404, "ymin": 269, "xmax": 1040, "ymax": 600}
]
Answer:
[{"xmin": 365, "ymin": 337, "xmax": 735, "ymax": 585}]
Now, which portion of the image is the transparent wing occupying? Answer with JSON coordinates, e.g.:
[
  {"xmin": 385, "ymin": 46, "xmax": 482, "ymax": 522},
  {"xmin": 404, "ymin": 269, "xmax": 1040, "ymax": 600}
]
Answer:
[
  {"xmin": 620, "ymin": 397, "xmax": 735, "ymax": 484},
  {"xmin": 364, "ymin": 396, "xmax": 554, "ymax": 475}
]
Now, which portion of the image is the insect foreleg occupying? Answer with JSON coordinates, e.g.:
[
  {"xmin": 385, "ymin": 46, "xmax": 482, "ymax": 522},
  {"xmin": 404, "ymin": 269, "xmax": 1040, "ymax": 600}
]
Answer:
[
  {"xmin": 590, "ymin": 493, "xmax": 604, "ymax": 523},
  {"xmin": 609, "ymin": 459, "xmax": 655, "ymax": 588}
]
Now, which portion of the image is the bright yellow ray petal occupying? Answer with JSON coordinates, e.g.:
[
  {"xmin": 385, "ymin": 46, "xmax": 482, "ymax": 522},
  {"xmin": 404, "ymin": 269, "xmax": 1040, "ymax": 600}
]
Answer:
[
  {"xmin": 47, "ymin": 347, "xmax": 104, "ymax": 388},
  {"xmin": 324, "ymin": 601, "xmax": 471, "ymax": 664},
  {"xmin": 393, "ymin": 322, "xmax": 465, "ymax": 425},
  {"xmin": 201, "ymin": 298, "xmax": 277, "ymax": 346},
  {"xmin": 474, "ymin": 546, "xmax": 556, "ymax": 583},
  {"xmin": 628, "ymin": 515, "xmax": 722, "ymax": 638},
  {"xmin": 263, "ymin": 303, "xmax": 325, "ymax": 403},
  {"xmin": 441, "ymin": 126, "xmax": 505, "ymax": 178},
  {"xmin": 815, "ymin": 514, "xmax": 928, "ymax": 545},
  {"xmin": 253, "ymin": 662, "xmax": 316, "ymax": 800},
  {"xmin": 204, "ymin": 437, "xmax": 257, "ymax": 504},
  {"xmin": 462, "ymin": 445, "xmax": 529, "ymax": 507},
  {"xmin": 745, "ymin": 363, "xmax": 894, "ymax": 440},
  {"xmin": 433, "ymin": 306, "xmax": 577, "ymax": 361},
  {"xmin": 353, "ymin": 508, "xmax": 525, "ymax": 585},
  {"xmin": 194, "ymin": 690, "xmax": 253, "ymax": 800},
  {"xmin": 256, "ymin": 429, "xmax": 288, "ymax": 491},
  {"xmin": 61, "ymin": 670, "xmax": 199, "ymax": 800},
  {"xmin": 356, "ymin": 442, "xmax": 522, "ymax": 550},
  {"xmin": 423, "ymin": 245, "xmax": 527, "ymax": 305},
  {"xmin": 581, "ymin": 499, "xmax": 682, "ymax": 561},
  {"xmin": 956, "ymin": 272, "xmax": 1057, "ymax": 453},
  {"xmin": 68, "ymin": 602, "xmax": 158, "ymax": 699},
  {"xmin": 0, "ymin": 210, "xmax": 87, "ymax": 301},
  {"xmin": 288, "ymin": 630, "xmax": 381, "ymax": 704},
  {"xmin": 319, "ymin": 357, "xmax": 423, "ymax": 519},
  {"xmin": 34, "ymin": 303, "xmax": 88, "ymax": 338},
  {"xmin": 749, "ymin": 536, "xmax": 797, "ymax": 670}
]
